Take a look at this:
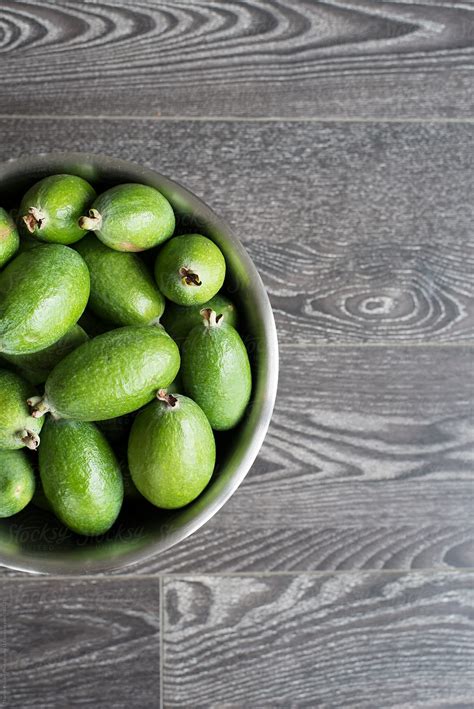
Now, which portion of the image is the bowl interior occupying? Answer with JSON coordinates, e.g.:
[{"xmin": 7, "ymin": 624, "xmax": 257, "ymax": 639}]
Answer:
[{"xmin": 0, "ymin": 154, "xmax": 278, "ymax": 574}]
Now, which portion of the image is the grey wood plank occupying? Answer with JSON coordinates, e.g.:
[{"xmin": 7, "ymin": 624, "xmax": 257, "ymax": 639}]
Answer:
[
  {"xmin": 0, "ymin": 1, "xmax": 473, "ymax": 118},
  {"xmin": 1, "ymin": 118, "xmax": 473, "ymax": 343},
  {"xmin": 112, "ymin": 343, "xmax": 473, "ymax": 575},
  {"xmin": 163, "ymin": 572, "xmax": 474, "ymax": 707},
  {"xmin": 1, "ymin": 577, "xmax": 160, "ymax": 707}
]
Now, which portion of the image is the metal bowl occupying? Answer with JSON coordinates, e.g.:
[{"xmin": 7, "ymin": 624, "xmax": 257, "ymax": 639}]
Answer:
[{"xmin": 0, "ymin": 153, "xmax": 278, "ymax": 575}]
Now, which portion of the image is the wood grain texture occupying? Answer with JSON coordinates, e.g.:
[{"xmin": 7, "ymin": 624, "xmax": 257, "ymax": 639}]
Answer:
[
  {"xmin": 163, "ymin": 572, "xmax": 474, "ymax": 707},
  {"xmin": 1, "ymin": 117, "xmax": 473, "ymax": 344},
  {"xmin": 0, "ymin": 0, "xmax": 473, "ymax": 118},
  {"xmin": 1, "ymin": 577, "xmax": 160, "ymax": 707}
]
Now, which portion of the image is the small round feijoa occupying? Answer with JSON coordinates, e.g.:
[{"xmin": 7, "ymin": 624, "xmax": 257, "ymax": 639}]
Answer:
[
  {"xmin": 0, "ymin": 208, "xmax": 19, "ymax": 267},
  {"xmin": 79, "ymin": 183, "xmax": 175, "ymax": 252},
  {"xmin": 0, "ymin": 449, "xmax": 35, "ymax": 517},
  {"xmin": 161, "ymin": 292, "xmax": 237, "ymax": 346},
  {"xmin": 19, "ymin": 174, "xmax": 96, "ymax": 245},
  {"xmin": 181, "ymin": 309, "xmax": 252, "ymax": 430},
  {"xmin": 0, "ymin": 369, "xmax": 42, "ymax": 450},
  {"xmin": 30, "ymin": 325, "xmax": 180, "ymax": 422},
  {"xmin": 39, "ymin": 418, "xmax": 123, "ymax": 536},
  {"xmin": 75, "ymin": 234, "xmax": 165, "ymax": 325},
  {"xmin": 0, "ymin": 245, "xmax": 90, "ymax": 355},
  {"xmin": 154, "ymin": 234, "xmax": 226, "ymax": 306},
  {"xmin": 128, "ymin": 391, "xmax": 216, "ymax": 509}
]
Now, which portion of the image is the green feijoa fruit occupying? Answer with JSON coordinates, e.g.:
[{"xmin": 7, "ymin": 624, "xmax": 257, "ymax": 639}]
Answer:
[
  {"xmin": 128, "ymin": 390, "xmax": 216, "ymax": 509},
  {"xmin": 181, "ymin": 309, "xmax": 252, "ymax": 431},
  {"xmin": 75, "ymin": 234, "xmax": 165, "ymax": 325},
  {"xmin": 154, "ymin": 234, "xmax": 226, "ymax": 306},
  {"xmin": 161, "ymin": 293, "xmax": 238, "ymax": 346},
  {"xmin": 20, "ymin": 174, "xmax": 96, "ymax": 245},
  {"xmin": 1, "ymin": 324, "xmax": 88, "ymax": 384},
  {"xmin": 0, "ymin": 449, "xmax": 35, "ymax": 517},
  {"xmin": 0, "ymin": 369, "xmax": 42, "ymax": 450},
  {"xmin": 0, "ymin": 244, "xmax": 90, "ymax": 355},
  {"xmin": 29, "ymin": 325, "xmax": 180, "ymax": 422},
  {"xmin": 39, "ymin": 418, "xmax": 123, "ymax": 536},
  {"xmin": 0, "ymin": 208, "xmax": 19, "ymax": 267},
  {"xmin": 79, "ymin": 183, "xmax": 175, "ymax": 252}
]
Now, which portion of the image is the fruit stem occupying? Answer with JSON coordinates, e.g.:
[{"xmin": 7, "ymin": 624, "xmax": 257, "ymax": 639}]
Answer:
[
  {"xmin": 19, "ymin": 429, "xmax": 40, "ymax": 450},
  {"xmin": 27, "ymin": 395, "xmax": 51, "ymax": 419},
  {"xmin": 22, "ymin": 207, "xmax": 45, "ymax": 233},
  {"xmin": 200, "ymin": 308, "xmax": 223, "ymax": 328},
  {"xmin": 179, "ymin": 267, "xmax": 202, "ymax": 287},
  {"xmin": 78, "ymin": 208, "xmax": 102, "ymax": 232},
  {"xmin": 156, "ymin": 389, "xmax": 179, "ymax": 408}
]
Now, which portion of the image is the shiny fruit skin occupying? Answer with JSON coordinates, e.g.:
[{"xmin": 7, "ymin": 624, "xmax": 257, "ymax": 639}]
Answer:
[
  {"xmin": 0, "ymin": 244, "xmax": 90, "ymax": 355},
  {"xmin": 0, "ymin": 369, "xmax": 42, "ymax": 449},
  {"xmin": 128, "ymin": 394, "xmax": 215, "ymax": 509},
  {"xmin": 0, "ymin": 208, "xmax": 19, "ymax": 267},
  {"xmin": 75, "ymin": 234, "xmax": 165, "ymax": 325},
  {"xmin": 19, "ymin": 174, "xmax": 96, "ymax": 245},
  {"xmin": 39, "ymin": 418, "xmax": 123, "ymax": 536},
  {"xmin": 39, "ymin": 325, "xmax": 180, "ymax": 421},
  {"xmin": 82, "ymin": 183, "xmax": 175, "ymax": 252},
  {"xmin": 0, "ymin": 449, "xmax": 35, "ymax": 517},
  {"xmin": 181, "ymin": 315, "xmax": 252, "ymax": 430},
  {"xmin": 161, "ymin": 293, "xmax": 237, "ymax": 346},
  {"xmin": 154, "ymin": 234, "xmax": 226, "ymax": 306}
]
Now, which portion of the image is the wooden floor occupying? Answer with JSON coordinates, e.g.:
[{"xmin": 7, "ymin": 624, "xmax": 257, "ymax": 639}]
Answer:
[{"xmin": 1, "ymin": 1, "xmax": 473, "ymax": 707}]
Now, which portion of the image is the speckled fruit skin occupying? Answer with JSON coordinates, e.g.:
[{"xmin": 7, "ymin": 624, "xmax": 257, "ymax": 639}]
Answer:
[
  {"xmin": 181, "ymin": 316, "xmax": 252, "ymax": 431},
  {"xmin": 128, "ymin": 394, "xmax": 216, "ymax": 509},
  {"xmin": 1, "ymin": 325, "xmax": 88, "ymax": 385},
  {"xmin": 83, "ymin": 183, "xmax": 175, "ymax": 252},
  {"xmin": 0, "ymin": 245, "xmax": 90, "ymax": 355},
  {"xmin": 161, "ymin": 293, "xmax": 238, "ymax": 346},
  {"xmin": 75, "ymin": 234, "xmax": 165, "ymax": 325},
  {"xmin": 40, "ymin": 325, "xmax": 180, "ymax": 421},
  {"xmin": 39, "ymin": 418, "xmax": 123, "ymax": 536},
  {"xmin": 0, "ymin": 369, "xmax": 42, "ymax": 449},
  {"xmin": 154, "ymin": 234, "xmax": 226, "ymax": 306},
  {"xmin": 0, "ymin": 449, "xmax": 35, "ymax": 517},
  {"xmin": 19, "ymin": 174, "xmax": 96, "ymax": 245},
  {"xmin": 0, "ymin": 208, "xmax": 19, "ymax": 268}
]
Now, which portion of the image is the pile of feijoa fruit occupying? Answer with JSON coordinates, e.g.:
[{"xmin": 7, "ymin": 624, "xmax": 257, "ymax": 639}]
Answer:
[{"xmin": 0, "ymin": 173, "xmax": 251, "ymax": 536}]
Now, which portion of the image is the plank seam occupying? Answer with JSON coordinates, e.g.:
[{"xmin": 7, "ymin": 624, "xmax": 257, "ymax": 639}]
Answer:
[{"xmin": 0, "ymin": 114, "xmax": 473, "ymax": 124}]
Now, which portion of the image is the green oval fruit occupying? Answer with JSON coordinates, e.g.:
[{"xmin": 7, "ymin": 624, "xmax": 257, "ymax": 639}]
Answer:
[
  {"xmin": 181, "ymin": 309, "xmax": 252, "ymax": 430},
  {"xmin": 128, "ymin": 390, "xmax": 216, "ymax": 509},
  {"xmin": 2, "ymin": 325, "xmax": 88, "ymax": 384},
  {"xmin": 154, "ymin": 234, "xmax": 226, "ymax": 306},
  {"xmin": 79, "ymin": 183, "xmax": 175, "ymax": 252},
  {"xmin": 0, "ymin": 244, "xmax": 90, "ymax": 355},
  {"xmin": 75, "ymin": 234, "xmax": 165, "ymax": 325},
  {"xmin": 30, "ymin": 325, "xmax": 180, "ymax": 421},
  {"xmin": 0, "ymin": 369, "xmax": 42, "ymax": 450},
  {"xmin": 0, "ymin": 449, "xmax": 35, "ymax": 517},
  {"xmin": 19, "ymin": 174, "xmax": 96, "ymax": 245},
  {"xmin": 39, "ymin": 418, "xmax": 123, "ymax": 536},
  {"xmin": 0, "ymin": 208, "xmax": 19, "ymax": 268},
  {"xmin": 161, "ymin": 293, "xmax": 238, "ymax": 346}
]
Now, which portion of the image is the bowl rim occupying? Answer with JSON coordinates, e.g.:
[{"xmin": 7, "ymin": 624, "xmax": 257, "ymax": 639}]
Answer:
[{"xmin": 0, "ymin": 152, "xmax": 279, "ymax": 575}]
